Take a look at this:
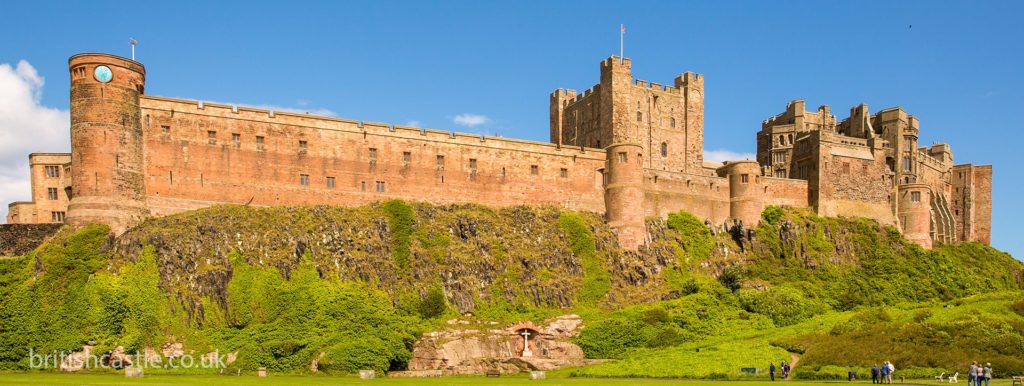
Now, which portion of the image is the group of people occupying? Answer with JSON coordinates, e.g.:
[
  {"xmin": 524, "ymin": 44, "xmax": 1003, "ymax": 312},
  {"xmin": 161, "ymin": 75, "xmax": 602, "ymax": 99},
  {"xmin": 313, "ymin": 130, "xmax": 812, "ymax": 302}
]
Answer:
[
  {"xmin": 870, "ymin": 362, "xmax": 896, "ymax": 384},
  {"xmin": 968, "ymin": 362, "xmax": 994, "ymax": 386},
  {"xmin": 768, "ymin": 361, "xmax": 791, "ymax": 381}
]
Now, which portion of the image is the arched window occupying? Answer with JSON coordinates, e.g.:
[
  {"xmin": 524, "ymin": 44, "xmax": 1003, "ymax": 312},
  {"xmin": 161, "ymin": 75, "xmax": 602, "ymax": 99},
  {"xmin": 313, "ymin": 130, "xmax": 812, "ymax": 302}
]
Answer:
[
  {"xmin": 636, "ymin": 111, "xmax": 643, "ymax": 122},
  {"xmin": 660, "ymin": 142, "xmax": 668, "ymax": 157},
  {"xmin": 670, "ymin": 117, "xmax": 676, "ymax": 128},
  {"xmin": 788, "ymin": 134, "xmax": 793, "ymax": 144},
  {"xmin": 779, "ymin": 135, "xmax": 786, "ymax": 145}
]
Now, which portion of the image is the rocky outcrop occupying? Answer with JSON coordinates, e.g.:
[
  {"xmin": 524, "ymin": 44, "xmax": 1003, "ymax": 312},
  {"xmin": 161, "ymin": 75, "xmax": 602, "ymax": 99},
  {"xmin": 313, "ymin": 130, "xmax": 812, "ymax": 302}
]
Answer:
[
  {"xmin": 406, "ymin": 314, "xmax": 598, "ymax": 374},
  {"xmin": 0, "ymin": 224, "xmax": 62, "ymax": 256}
]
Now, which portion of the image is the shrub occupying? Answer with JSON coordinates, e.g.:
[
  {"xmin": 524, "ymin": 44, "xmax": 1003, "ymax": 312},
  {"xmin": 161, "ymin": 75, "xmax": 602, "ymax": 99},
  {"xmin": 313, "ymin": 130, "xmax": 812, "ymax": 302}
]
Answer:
[
  {"xmin": 419, "ymin": 286, "xmax": 447, "ymax": 319},
  {"xmin": 1011, "ymin": 300, "xmax": 1024, "ymax": 317},
  {"xmin": 761, "ymin": 206, "xmax": 785, "ymax": 225},
  {"xmin": 738, "ymin": 286, "xmax": 828, "ymax": 327},
  {"xmin": 667, "ymin": 210, "xmax": 714, "ymax": 262},
  {"xmin": 719, "ymin": 266, "xmax": 745, "ymax": 293},
  {"xmin": 574, "ymin": 318, "xmax": 648, "ymax": 359}
]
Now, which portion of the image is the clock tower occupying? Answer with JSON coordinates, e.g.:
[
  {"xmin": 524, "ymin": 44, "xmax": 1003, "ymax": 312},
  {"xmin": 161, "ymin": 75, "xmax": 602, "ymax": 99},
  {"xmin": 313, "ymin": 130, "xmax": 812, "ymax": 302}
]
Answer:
[{"xmin": 66, "ymin": 53, "xmax": 148, "ymax": 234}]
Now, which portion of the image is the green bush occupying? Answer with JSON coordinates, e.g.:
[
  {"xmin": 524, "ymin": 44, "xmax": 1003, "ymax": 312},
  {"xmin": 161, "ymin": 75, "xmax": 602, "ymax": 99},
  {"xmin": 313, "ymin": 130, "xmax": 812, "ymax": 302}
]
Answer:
[
  {"xmin": 761, "ymin": 206, "xmax": 785, "ymax": 225},
  {"xmin": 667, "ymin": 210, "xmax": 713, "ymax": 262},
  {"xmin": 419, "ymin": 286, "xmax": 447, "ymax": 319},
  {"xmin": 738, "ymin": 286, "xmax": 828, "ymax": 327},
  {"xmin": 719, "ymin": 266, "xmax": 745, "ymax": 293}
]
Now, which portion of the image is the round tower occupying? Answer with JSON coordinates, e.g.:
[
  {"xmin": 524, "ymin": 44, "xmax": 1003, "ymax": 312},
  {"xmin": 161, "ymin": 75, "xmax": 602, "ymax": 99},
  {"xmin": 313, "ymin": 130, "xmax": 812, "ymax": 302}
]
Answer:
[
  {"xmin": 897, "ymin": 183, "xmax": 933, "ymax": 249},
  {"xmin": 719, "ymin": 160, "xmax": 764, "ymax": 227},
  {"xmin": 66, "ymin": 53, "xmax": 148, "ymax": 234},
  {"xmin": 604, "ymin": 143, "xmax": 646, "ymax": 250}
]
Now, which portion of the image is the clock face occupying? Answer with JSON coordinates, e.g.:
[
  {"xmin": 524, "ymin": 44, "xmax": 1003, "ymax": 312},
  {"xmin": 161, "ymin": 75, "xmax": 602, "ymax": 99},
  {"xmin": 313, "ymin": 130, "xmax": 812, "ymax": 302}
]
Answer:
[{"xmin": 94, "ymin": 65, "xmax": 113, "ymax": 83}]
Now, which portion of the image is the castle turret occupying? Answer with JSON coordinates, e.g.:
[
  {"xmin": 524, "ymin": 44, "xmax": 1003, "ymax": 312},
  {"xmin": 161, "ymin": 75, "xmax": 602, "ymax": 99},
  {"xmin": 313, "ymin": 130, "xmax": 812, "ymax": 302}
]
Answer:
[
  {"xmin": 66, "ymin": 53, "xmax": 148, "ymax": 234},
  {"xmin": 604, "ymin": 143, "xmax": 646, "ymax": 250},
  {"xmin": 718, "ymin": 160, "xmax": 764, "ymax": 227},
  {"xmin": 898, "ymin": 183, "xmax": 932, "ymax": 249}
]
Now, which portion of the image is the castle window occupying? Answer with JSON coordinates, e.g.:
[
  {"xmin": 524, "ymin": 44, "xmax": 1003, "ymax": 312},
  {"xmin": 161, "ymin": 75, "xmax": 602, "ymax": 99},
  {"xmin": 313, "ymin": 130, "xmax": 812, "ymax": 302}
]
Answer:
[
  {"xmin": 161, "ymin": 125, "xmax": 170, "ymax": 135},
  {"xmin": 670, "ymin": 118, "xmax": 676, "ymax": 128},
  {"xmin": 741, "ymin": 174, "xmax": 749, "ymax": 184},
  {"xmin": 47, "ymin": 187, "xmax": 59, "ymax": 200},
  {"xmin": 530, "ymin": 165, "xmax": 539, "ymax": 175},
  {"xmin": 368, "ymin": 148, "xmax": 377, "ymax": 161},
  {"xmin": 902, "ymin": 157, "xmax": 911, "ymax": 172},
  {"xmin": 911, "ymin": 191, "xmax": 921, "ymax": 202},
  {"xmin": 326, "ymin": 176, "xmax": 335, "ymax": 189},
  {"xmin": 618, "ymin": 152, "xmax": 627, "ymax": 163},
  {"xmin": 207, "ymin": 131, "xmax": 217, "ymax": 145},
  {"xmin": 232, "ymin": 133, "xmax": 241, "ymax": 148},
  {"xmin": 469, "ymin": 158, "xmax": 477, "ymax": 173},
  {"xmin": 436, "ymin": 155, "xmax": 445, "ymax": 170},
  {"xmin": 660, "ymin": 142, "xmax": 668, "ymax": 157},
  {"xmin": 45, "ymin": 165, "xmax": 60, "ymax": 178},
  {"xmin": 300, "ymin": 174, "xmax": 310, "ymax": 186},
  {"xmin": 636, "ymin": 111, "xmax": 643, "ymax": 122},
  {"xmin": 402, "ymin": 151, "xmax": 411, "ymax": 165},
  {"xmin": 842, "ymin": 162, "xmax": 850, "ymax": 175},
  {"xmin": 788, "ymin": 134, "xmax": 793, "ymax": 144},
  {"xmin": 361, "ymin": 181, "xmax": 366, "ymax": 191},
  {"xmin": 51, "ymin": 211, "xmax": 65, "ymax": 223},
  {"xmin": 775, "ymin": 169, "xmax": 786, "ymax": 178},
  {"xmin": 299, "ymin": 140, "xmax": 308, "ymax": 153},
  {"xmin": 560, "ymin": 168, "xmax": 568, "ymax": 178},
  {"xmin": 256, "ymin": 136, "xmax": 265, "ymax": 151},
  {"xmin": 376, "ymin": 181, "xmax": 386, "ymax": 192}
]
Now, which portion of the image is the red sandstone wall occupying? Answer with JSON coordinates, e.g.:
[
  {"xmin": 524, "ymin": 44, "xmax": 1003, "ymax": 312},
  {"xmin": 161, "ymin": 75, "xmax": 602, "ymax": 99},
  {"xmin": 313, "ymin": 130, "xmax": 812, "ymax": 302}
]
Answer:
[
  {"xmin": 138, "ymin": 97, "xmax": 607, "ymax": 216},
  {"xmin": 972, "ymin": 165, "xmax": 992, "ymax": 244},
  {"xmin": 28, "ymin": 154, "xmax": 71, "ymax": 223},
  {"xmin": 642, "ymin": 169, "xmax": 730, "ymax": 224},
  {"xmin": 762, "ymin": 177, "xmax": 809, "ymax": 209},
  {"xmin": 813, "ymin": 133, "xmax": 895, "ymax": 225}
]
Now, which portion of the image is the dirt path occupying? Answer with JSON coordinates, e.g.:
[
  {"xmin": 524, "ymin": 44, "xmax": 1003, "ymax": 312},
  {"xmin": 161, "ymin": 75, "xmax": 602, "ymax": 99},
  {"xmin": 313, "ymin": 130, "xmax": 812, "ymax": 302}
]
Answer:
[{"xmin": 786, "ymin": 353, "xmax": 801, "ymax": 380}]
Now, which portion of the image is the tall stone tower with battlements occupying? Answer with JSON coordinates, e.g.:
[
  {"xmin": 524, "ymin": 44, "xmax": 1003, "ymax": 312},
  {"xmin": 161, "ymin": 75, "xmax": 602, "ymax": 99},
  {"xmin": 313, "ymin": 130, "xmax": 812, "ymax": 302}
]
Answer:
[{"xmin": 66, "ymin": 53, "xmax": 149, "ymax": 234}]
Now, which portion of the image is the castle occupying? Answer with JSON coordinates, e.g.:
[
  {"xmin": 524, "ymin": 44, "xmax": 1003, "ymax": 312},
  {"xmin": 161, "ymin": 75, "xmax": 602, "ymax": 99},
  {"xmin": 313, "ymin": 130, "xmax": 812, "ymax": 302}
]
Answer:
[{"xmin": 5, "ymin": 53, "xmax": 992, "ymax": 250}]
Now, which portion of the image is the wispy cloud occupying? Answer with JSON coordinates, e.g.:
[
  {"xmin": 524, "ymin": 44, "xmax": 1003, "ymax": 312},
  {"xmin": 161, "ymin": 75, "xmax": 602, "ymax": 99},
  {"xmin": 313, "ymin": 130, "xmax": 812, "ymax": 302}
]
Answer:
[
  {"xmin": 704, "ymin": 149, "xmax": 755, "ymax": 163},
  {"xmin": 0, "ymin": 60, "xmax": 70, "ymax": 222},
  {"xmin": 404, "ymin": 120, "xmax": 421, "ymax": 127},
  {"xmin": 453, "ymin": 113, "xmax": 490, "ymax": 127}
]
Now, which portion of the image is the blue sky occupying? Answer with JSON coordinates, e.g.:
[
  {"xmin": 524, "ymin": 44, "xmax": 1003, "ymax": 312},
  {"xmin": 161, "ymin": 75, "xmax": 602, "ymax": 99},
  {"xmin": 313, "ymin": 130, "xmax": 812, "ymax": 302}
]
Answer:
[{"xmin": 1, "ymin": 1, "xmax": 1021, "ymax": 258}]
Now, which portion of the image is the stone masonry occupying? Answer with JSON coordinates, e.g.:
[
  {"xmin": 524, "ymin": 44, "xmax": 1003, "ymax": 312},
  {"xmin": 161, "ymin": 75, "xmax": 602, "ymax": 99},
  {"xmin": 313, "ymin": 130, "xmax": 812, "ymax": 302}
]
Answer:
[{"xmin": 5, "ymin": 52, "xmax": 993, "ymax": 250}]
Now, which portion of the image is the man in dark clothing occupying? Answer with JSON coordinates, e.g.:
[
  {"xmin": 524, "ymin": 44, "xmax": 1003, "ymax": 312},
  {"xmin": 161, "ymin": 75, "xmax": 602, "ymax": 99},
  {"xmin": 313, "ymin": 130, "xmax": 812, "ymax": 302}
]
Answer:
[
  {"xmin": 872, "ymin": 364, "xmax": 880, "ymax": 384},
  {"xmin": 770, "ymin": 363, "xmax": 777, "ymax": 381}
]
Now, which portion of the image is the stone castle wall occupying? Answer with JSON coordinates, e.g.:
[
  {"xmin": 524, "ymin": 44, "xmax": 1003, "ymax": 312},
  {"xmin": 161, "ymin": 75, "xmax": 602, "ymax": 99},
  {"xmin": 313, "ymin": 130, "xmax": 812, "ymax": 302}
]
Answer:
[{"xmin": 138, "ymin": 96, "xmax": 608, "ymax": 218}]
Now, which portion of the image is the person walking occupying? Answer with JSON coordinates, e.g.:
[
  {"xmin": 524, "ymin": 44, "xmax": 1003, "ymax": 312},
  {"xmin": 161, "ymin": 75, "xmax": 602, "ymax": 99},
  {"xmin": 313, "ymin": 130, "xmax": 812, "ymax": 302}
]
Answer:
[
  {"xmin": 871, "ymin": 364, "xmax": 880, "ymax": 384},
  {"xmin": 880, "ymin": 362, "xmax": 889, "ymax": 384},
  {"xmin": 770, "ymin": 362, "xmax": 777, "ymax": 381},
  {"xmin": 975, "ymin": 362, "xmax": 985, "ymax": 386},
  {"xmin": 886, "ymin": 361, "xmax": 895, "ymax": 384},
  {"xmin": 969, "ymin": 362, "xmax": 979, "ymax": 386},
  {"xmin": 983, "ymin": 363, "xmax": 993, "ymax": 386},
  {"xmin": 783, "ymin": 362, "xmax": 791, "ymax": 380}
]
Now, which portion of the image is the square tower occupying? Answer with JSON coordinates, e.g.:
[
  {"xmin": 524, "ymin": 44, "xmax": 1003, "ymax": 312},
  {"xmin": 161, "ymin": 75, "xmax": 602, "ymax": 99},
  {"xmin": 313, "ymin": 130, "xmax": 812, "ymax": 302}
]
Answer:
[{"xmin": 550, "ymin": 56, "xmax": 704, "ymax": 174}]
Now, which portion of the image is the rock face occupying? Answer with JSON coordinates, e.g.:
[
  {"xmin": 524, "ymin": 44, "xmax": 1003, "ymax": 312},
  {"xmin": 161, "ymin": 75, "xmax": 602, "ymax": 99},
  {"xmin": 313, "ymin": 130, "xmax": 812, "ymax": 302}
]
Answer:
[
  {"xmin": 0, "ymin": 224, "xmax": 62, "ymax": 256},
  {"xmin": 406, "ymin": 314, "xmax": 598, "ymax": 374}
]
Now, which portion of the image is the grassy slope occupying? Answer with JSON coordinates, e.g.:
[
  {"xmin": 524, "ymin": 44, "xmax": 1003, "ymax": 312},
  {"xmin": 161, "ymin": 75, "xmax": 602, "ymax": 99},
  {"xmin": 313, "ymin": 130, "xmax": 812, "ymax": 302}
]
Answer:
[{"xmin": 0, "ymin": 203, "xmax": 1021, "ymax": 378}]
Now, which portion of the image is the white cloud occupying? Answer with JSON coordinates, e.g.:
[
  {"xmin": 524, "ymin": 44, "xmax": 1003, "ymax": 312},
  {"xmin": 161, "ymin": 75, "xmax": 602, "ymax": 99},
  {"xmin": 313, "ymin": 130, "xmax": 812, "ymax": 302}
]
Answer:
[
  {"xmin": 0, "ymin": 60, "xmax": 70, "ymax": 222},
  {"xmin": 453, "ymin": 113, "xmax": 490, "ymax": 127},
  {"xmin": 404, "ymin": 120, "xmax": 421, "ymax": 127},
  {"xmin": 704, "ymin": 149, "xmax": 755, "ymax": 163}
]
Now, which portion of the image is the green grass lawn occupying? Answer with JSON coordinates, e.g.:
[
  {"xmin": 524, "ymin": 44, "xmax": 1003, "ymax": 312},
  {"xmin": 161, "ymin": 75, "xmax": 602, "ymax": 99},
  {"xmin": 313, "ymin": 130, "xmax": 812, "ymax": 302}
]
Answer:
[{"xmin": 0, "ymin": 373, "xmax": 1015, "ymax": 386}]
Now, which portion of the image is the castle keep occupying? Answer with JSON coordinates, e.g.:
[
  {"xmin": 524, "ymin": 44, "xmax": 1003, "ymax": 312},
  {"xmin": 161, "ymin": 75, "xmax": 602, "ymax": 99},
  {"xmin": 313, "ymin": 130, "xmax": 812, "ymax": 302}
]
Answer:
[{"xmin": 6, "ymin": 53, "xmax": 992, "ymax": 249}]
